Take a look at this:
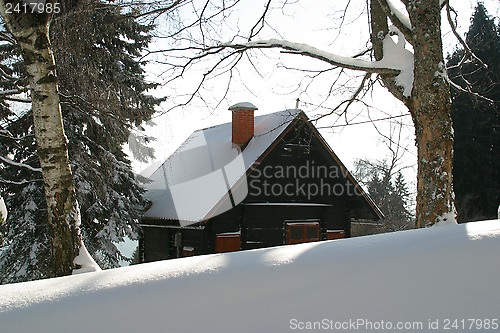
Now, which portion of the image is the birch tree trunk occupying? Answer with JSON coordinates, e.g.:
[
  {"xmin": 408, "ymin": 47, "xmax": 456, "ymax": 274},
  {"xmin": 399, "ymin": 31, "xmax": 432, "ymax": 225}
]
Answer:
[{"xmin": 0, "ymin": 2, "xmax": 82, "ymax": 276}]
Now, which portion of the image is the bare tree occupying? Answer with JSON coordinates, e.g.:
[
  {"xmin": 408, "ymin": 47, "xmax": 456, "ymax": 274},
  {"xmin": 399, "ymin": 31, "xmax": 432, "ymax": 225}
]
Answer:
[
  {"xmin": 354, "ymin": 121, "xmax": 415, "ymax": 233},
  {"xmin": 144, "ymin": 0, "xmax": 497, "ymax": 227}
]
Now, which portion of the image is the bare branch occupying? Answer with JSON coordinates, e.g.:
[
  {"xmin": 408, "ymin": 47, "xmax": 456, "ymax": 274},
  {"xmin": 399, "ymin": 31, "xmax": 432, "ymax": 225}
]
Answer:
[
  {"xmin": 445, "ymin": 2, "xmax": 488, "ymax": 70},
  {"xmin": 126, "ymin": 0, "xmax": 187, "ymax": 19},
  {"xmin": 313, "ymin": 73, "xmax": 372, "ymax": 123},
  {"xmin": 317, "ymin": 113, "xmax": 409, "ymax": 129},
  {"xmin": 446, "ymin": 74, "xmax": 495, "ymax": 105},
  {"xmin": 248, "ymin": 0, "xmax": 273, "ymax": 41}
]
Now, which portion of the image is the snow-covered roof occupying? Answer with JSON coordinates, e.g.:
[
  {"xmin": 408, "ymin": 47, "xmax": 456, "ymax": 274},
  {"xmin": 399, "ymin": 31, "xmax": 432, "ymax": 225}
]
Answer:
[{"xmin": 142, "ymin": 109, "xmax": 301, "ymax": 225}]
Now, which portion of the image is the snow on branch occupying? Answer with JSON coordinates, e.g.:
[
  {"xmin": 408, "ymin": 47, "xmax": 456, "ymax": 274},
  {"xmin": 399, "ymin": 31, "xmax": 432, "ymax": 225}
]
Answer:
[
  {"xmin": 0, "ymin": 89, "xmax": 21, "ymax": 96},
  {"xmin": 227, "ymin": 35, "xmax": 414, "ymax": 97},
  {"xmin": 0, "ymin": 87, "xmax": 30, "ymax": 103},
  {"xmin": 380, "ymin": 0, "xmax": 413, "ymax": 42},
  {"xmin": 0, "ymin": 177, "xmax": 41, "ymax": 185},
  {"xmin": 127, "ymin": 131, "xmax": 155, "ymax": 163},
  {"xmin": 385, "ymin": 0, "xmax": 411, "ymax": 29},
  {"xmin": 229, "ymin": 39, "xmax": 400, "ymax": 75},
  {"xmin": 0, "ymin": 155, "xmax": 42, "ymax": 173}
]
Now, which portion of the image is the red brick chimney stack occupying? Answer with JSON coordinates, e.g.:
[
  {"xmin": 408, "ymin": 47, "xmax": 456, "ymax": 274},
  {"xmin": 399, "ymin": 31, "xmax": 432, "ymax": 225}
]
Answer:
[{"xmin": 229, "ymin": 102, "xmax": 258, "ymax": 149}]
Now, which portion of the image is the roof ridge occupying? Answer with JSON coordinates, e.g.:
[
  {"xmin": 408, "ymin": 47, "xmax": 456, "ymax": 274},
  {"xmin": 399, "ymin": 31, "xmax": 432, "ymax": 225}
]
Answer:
[{"xmin": 194, "ymin": 109, "xmax": 301, "ymax": 133}]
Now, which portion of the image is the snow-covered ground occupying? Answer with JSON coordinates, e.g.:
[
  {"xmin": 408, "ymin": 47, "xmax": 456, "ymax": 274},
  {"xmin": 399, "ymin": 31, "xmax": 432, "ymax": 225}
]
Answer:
[{"xmin": 1, "ymin": 220, "xmax": 499, "ymax": 333}]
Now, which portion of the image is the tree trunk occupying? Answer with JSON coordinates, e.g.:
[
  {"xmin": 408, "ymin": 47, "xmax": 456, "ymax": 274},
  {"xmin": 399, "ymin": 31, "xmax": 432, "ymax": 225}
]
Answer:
[
  {"xmin": 408, "ymin": 1, "xmax": 455, "ymax": 227},
  {"xmin": 0, "ymin": 4, "xmax": 82, "ymax": 276},
  {"xmin": 371, "ymin": 0, "xmax": 455, "ymax": 227}
]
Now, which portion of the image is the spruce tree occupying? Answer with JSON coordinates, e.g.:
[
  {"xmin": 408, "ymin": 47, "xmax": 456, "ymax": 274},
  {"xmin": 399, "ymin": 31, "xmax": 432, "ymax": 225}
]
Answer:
[
  {"xmin": 447, "ymin": 4, "xmax": 500, "ymax": 222},
  {"xmin": 354, "ymin": 159, "xmax": 414, "ymax": 233},
  {"xmin": 0, "ymin": 0, "xmax": 161, "ymax": 282}
]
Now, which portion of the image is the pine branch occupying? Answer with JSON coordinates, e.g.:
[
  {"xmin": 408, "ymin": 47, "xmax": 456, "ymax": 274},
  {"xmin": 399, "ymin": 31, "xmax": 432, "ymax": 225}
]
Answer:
[
  {"xmin": 0, "ymin": 156, "xmax": 41, "ymax": 173},
  {"xmin": 0, "ymin": 177, "xmax": 42, "ymax": 185}
]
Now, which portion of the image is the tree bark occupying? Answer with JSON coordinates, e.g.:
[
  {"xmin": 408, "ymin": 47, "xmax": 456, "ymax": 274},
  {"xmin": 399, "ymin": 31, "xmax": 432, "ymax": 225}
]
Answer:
[
  {"xmin": 0, "ymin": 2, "xmax": 82, "ymax": 276},
  {"xmin": 407, "ymin": 1, "xmax": 454, "ymax": 227},
  {"xmin": 371, "ymin": 0, "xmax": 454, "ymax": 227}
]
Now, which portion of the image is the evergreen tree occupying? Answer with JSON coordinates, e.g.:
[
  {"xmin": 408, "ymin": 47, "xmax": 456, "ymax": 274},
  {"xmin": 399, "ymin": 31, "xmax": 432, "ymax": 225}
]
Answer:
[
  {"xmin": 355, "ymin": 159, "xmax": 414, "ymax": 233},
  {"xmin": 447, "ymin": 4, "xmax": 500, "ymax": 222},
  {"xmin": 0, "ymin": 0, "xmax": 161, "ymax": 282},
  {"xmin": 389, "ymin": 172, "xmax": 413, "ymax": 226}
]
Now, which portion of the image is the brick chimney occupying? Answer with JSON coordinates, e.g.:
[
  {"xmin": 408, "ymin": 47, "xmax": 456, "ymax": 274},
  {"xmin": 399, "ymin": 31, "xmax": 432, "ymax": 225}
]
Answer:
[{"xmin": 228, "ymin": 102, "xmax": 258, "ymax": 148}]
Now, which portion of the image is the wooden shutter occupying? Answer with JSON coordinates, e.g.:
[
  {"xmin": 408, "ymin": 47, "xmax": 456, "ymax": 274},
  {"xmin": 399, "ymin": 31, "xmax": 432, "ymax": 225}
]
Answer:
[
  {"xmin": 327, "ymin": 230, "xmax": 345, "ymax": 240},
  {"xmin": 215, "ymin": 233, "xmax": 241, "ymax": 253}
]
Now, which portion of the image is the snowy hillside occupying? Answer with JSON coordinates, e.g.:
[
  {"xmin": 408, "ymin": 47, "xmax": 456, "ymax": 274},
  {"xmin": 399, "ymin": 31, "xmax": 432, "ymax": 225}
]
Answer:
[{"xmin": 1, "ymin": 220, "xmax": 499, "ymax": 333}]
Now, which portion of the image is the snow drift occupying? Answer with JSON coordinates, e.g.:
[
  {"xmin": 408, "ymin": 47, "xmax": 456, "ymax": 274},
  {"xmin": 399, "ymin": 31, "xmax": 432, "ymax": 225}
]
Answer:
[{"xmin": 1, "ymin": 220, "xmax": 499, "ymax": 333}]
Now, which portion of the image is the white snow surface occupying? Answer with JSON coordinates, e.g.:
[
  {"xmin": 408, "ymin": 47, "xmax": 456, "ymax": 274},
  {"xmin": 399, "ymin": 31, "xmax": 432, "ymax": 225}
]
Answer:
[
  {"xmin": 1, "ymin": 219, "xmax": 500, "ymax": 333},
  {"xmin": 228, "ymin": 101, "xmax": 258, "ymax": 110},
  {"xmin": 72, "ymin": 244, "xmax": 102, "ymax": 275},
  {"xmin": 0, "ymin": 197, "xmax": 6, "ymax": 221},
  {"xmin": 386, "ymin": 0, "xmax": 412, "ymax": 30},
  {"xmin": 382, "ymin": 26, "xmax": 414, "ymax": 97},
  {"xmin": 434, "ymin": 211, "xmax": 458, "ymax": 227}
]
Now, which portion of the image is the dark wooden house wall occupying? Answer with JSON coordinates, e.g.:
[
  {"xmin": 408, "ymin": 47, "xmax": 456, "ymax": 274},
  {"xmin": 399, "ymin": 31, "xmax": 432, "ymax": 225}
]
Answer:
[
  {"xmin": 140, "ymin": 116, "xmax": 379, "ymax": 262},
  {"xmin": 141, "ymin": 224, "xmax": 209, "ymax": 261},
  {"xmin": 241, "ymin": 205, "xmax": 328, "ymax": 250},
  {"xmin": 141, "ymin": 227, "xmax": 170, "ymax": 262}
]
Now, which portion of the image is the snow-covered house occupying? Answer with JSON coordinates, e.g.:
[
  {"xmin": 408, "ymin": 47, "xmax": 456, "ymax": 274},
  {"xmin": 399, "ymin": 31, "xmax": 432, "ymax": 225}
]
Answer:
[{"xmin": 140, "ymin": 103, "xmax": 383, "ymax": 262}]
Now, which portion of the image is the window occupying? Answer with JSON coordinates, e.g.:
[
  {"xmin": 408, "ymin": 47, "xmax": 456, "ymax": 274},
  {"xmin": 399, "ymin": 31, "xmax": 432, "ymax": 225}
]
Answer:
[
  {"xmin": 182, "ymin": 246, "xmax": 195, "ymax": 257},
  {"xmin": 286, "ymin": 222, "xmax": 320, "ymax": 245},
  {"xmin": 215, "ymin": 233, "xmax": 241, "ymax": 253},
  {"xmin": 327, "ymin": 230, "xmax": 345, "ymax": 240}
]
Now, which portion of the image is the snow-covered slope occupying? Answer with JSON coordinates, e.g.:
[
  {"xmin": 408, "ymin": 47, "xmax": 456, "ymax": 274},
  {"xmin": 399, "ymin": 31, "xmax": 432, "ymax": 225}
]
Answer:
[{"xmin": 1, "ymin": 220, "xmax": 499, "ymax": 333}]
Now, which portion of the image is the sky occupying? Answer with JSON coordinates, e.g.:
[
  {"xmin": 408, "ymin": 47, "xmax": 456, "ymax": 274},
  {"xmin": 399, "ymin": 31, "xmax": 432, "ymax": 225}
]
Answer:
[{"xmin": 131, "ymin": 0, "xmax": 500, "ymax": 200}]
